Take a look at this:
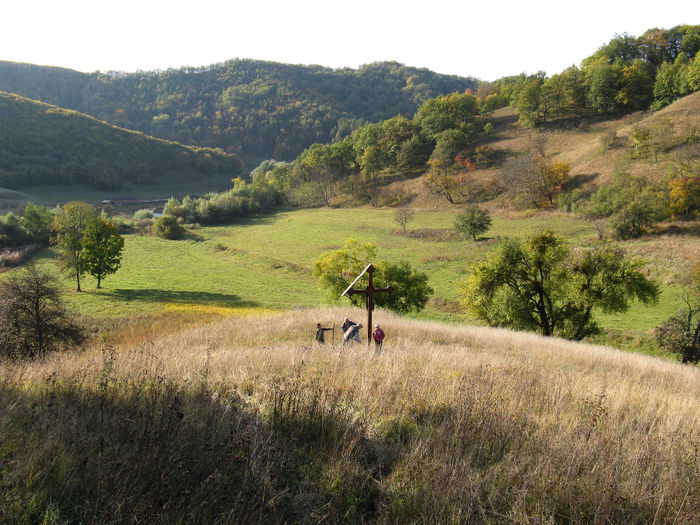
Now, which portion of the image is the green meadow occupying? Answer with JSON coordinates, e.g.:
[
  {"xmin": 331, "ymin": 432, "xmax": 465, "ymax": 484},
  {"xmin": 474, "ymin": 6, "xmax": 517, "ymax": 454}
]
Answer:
[{"xmin": 14, "ymin": 207, "xmax": 690, "ymax": 355}]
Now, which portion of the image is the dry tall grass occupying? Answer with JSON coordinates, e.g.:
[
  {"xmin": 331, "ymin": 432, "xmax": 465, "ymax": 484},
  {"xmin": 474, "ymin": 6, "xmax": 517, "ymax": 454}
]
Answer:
[{"xmin": 1, "ymin": 307, "xmax": 698, "ymax": 523}]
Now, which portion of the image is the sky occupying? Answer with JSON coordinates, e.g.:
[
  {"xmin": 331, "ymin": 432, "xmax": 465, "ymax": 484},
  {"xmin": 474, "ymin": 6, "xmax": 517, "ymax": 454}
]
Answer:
[{"xmin": 3, "ymin": 1, "xmax": 699, "ymax": 81}]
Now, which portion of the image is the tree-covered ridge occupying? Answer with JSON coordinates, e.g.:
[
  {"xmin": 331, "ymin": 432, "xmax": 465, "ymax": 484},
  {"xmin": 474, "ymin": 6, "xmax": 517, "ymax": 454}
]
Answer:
[
  {"xmin": 0, "ymin": 92, "xmax": 243, "ymax": 190},
  {"xmin": 0, "ymin": 60, "xmax": 478, "ymax": 161},
  {"xmin": 268, "ymin": 91, "xmax": 492, "ymax": 207},
  {"xmin": 487, "ymin": 25, "xmax": 700, "ymax": 127}
]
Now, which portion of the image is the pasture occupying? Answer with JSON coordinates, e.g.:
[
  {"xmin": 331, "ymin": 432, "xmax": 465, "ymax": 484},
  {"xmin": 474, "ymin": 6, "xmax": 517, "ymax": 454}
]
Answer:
[{"xmin": 16, "ymin": 207, "xmax": 696, "ymax": 355}]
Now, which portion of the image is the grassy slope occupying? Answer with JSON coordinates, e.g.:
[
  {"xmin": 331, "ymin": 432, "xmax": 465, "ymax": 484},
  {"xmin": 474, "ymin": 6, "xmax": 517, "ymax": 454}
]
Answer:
[
  {"xmin": 30, "ymin": 208, "xmax": 595, "ymax": 317},
  {"xmin": 1, "ymin": 307, "xmax": 698, "ymax": 522},
  {"xmin": 390, "ymin": 91, "xmax": 700, "ymax": 210}
]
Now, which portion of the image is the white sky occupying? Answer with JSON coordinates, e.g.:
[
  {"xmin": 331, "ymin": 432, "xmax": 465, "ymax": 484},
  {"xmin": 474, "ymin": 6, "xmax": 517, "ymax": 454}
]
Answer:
[{"xmin": 2, "ymin": 1, "xmax": 699, "ymax": 81}]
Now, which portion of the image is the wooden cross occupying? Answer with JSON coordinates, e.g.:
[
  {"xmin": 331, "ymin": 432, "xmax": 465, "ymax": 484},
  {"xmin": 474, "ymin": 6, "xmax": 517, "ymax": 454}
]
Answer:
[{"xmin": 341, "ymin": 263, "xmax": 393, "ymax": 345}]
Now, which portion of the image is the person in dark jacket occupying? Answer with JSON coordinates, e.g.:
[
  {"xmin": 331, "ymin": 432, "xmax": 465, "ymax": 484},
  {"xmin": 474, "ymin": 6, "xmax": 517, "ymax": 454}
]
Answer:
[
  {"xmin": 341, "ymin": 317, "xmax": 356, "ymax": 333},
  {"xmin": 316, "ymin": 323, "xmax": 332, "ymax": 344}
]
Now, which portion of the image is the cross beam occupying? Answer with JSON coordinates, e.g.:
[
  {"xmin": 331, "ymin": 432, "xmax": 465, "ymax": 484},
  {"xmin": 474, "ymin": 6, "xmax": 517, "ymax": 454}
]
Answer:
[{"xmin": 341, "ymin": 263, "xmax": 393, "ymax": 345}]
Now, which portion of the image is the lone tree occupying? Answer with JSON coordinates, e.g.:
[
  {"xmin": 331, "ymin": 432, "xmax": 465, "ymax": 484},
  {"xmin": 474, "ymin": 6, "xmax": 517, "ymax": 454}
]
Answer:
[
  {"xmin": 460, "ymin": 231, "xmax": 659, "ymax": 340},
  {"xmin": 51, "ymin": 201, "xmax": 97, "ymax": 292},
  {"xmin": 0, "ymin": 265, "xmax": 84, "ymax": 359},
  {"xmin": 313, "ymin": 239, "xmax": 433, "ymax": 314},
  {"xmin": 82, "ymin": 216, "xmax": 124, "ymax": 288},
  {"xmin": 394, "ymin": 207, "xmax": 415, "ymax": 233},
  {"xmin": 454, "ymin": 206, "xmax": 492, "ymax": 241}
]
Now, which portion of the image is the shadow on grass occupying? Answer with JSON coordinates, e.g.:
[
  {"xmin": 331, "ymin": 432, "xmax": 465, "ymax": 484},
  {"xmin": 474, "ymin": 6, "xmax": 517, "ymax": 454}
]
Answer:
[
  {"xmin": 227, "ymin": 213, "xmax": 281, "ymax": 227},
  {"xmin": 656, "ymin": 222, "xmax": 700, "ymax": 237},
  {"xmin": 93, "ymin": 288, "xmax": 260, "ymax": 308},
  {"xmin": 0, "ymin": 377, "xmax": 393, "ymax": 523},
  {"xmin": 182, "ymin": 231, "xmax": 205, "ymax": 242}
]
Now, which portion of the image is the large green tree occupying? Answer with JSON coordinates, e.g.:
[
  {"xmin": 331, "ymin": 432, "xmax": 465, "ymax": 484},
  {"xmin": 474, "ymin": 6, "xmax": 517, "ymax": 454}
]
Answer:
[
  {"xmin": 416, "ymin": 92, "xmax": 481, "ymax": 141},
  {"xmin": 82, "ymin": 217, "xmax": 124, "ymax": 288},
  {"xmin": 313, "ymin": 239, "xmax": 433, "ymax": 314},
  {"xmin": 460, "ymin": 231, "xmax": 659, "ymax": 340},
  {"xmin": 51, "ymin": 202, "xmax": 97, "ymax": 292}
]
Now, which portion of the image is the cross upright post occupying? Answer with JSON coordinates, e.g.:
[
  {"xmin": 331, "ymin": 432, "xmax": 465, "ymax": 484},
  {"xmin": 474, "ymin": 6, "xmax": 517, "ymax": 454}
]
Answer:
[{"xmin": 341, "ymin": 264, "xmax": 393, "ymax": 345}]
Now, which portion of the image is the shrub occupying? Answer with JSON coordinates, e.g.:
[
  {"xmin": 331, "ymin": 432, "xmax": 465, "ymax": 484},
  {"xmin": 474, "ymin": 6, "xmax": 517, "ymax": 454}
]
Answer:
[
  {"xmin": 585, "ymin": 173, "xmax": 668, "ymax": 238},
  {"xmin": 153, "ymin": 216, "xmax": 185, "ymax": 240},
  {"xmin": 0, "ymin": 244, "xmax": 43, "ymax": 269},
  {"xmin": 133, "ymin": 208, "xmax": 155, "ymax": 221}
]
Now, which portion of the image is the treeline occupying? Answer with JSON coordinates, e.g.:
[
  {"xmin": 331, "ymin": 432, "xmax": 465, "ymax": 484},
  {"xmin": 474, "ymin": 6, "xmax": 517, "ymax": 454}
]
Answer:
[
  {"xmin": 157, "ymin": 89, "xmax": 493, "ymax": 223},
  {"xmin": 162, "ymin": 175, "xmax": 282, "ymax": 225},
  {"xmin": 0, "ymin": 60, "xmax": 477, "ymax": 161},
  {"xmin": 486, "ymin": 25, "xmax": 700, "ymax": 127},
  {"xmin": 0, "ymin": 92, "xmax": 243, "ymax": 189},
  {"xmin": 260, "ymin": 92, "xmax": 492, "ymax": 207},
  {"xmin": 0, "ymin": 202, "xmax": 54, "ymax": 248}
]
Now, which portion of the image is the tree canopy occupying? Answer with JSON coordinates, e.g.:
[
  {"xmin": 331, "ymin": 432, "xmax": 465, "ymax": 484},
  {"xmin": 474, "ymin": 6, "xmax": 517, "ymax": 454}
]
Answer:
[
  {"xmin": 51, "ymin": 202, "xmax": 97, "ymax": 292},
  {"xmin": 82, "ymin": 217, "xmax": 125, "ymax": 288},
  {"xmin": 313, "ymin": 239, "xmax": 433, "ymax": 314},
  {"xmin": 460, "ymin": 231, "xmax": 659, "ymax": 340},
  {"xmin": 0, "ymin": 60, "xmax": 477, "ymax": 163}
]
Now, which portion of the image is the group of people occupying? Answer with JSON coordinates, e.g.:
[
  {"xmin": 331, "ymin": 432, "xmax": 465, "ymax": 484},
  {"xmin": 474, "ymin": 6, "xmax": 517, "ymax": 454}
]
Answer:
[{"xmin": 315, "ymin": 317, "xmax": 385, "ymax": 348}]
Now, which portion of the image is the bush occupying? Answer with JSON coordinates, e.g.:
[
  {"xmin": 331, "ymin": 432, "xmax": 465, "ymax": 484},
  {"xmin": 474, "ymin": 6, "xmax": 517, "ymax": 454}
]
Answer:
[
  {"xmin": 611, "ymin": 195, "xmax": 666, "ymax": 239},
  {"xmin": 0, "ymin": 244, "xmax": 43, "ymax": 269},
  {"xmin": 585, "ymin": 173, "xmax": 668, "ymax": 238},
  {"xmin": 0, "ymin": 265, "xmax": 84, "ymax": 359},
  {"xmin": 133, "ymin": 208, "xmax": 155, "ymax": 221},
  {"xmin": 454, "ymin": 206, "xmax": 491, "ymax": 241},
  {"xmin": 153, "ymin": 216, "xmax": 185, "ymax": 240}
]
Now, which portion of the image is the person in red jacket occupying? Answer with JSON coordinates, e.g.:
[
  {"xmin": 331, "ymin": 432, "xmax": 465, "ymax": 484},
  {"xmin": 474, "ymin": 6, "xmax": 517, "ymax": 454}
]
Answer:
[{"xmin": 372, "ymin": 324, "xmax": 385, "ymax": 349}]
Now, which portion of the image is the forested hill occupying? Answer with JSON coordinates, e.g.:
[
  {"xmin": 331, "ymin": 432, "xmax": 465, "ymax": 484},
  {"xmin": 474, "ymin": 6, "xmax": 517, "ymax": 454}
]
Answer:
[
  {"xmin": 0, "ymin": 92, "xmax": 243, "ymax": 190},
  {"xmin": 0, "ymin": 60, "xmax": 478, "ymax": 162}
]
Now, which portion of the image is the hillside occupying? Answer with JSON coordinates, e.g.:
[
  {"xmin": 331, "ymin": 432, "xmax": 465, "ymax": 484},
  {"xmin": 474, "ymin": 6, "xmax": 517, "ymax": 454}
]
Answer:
[
  {"xmin": 0, "ymin": 91, "xmax": 243, "ymax": 190},
  {"xmin": 0, "ymin": 60, "xmax": 478, "ymax": 162},
  {"xmin": 384, "ymin": 91, "xmax": 700, "ymax": 209},
  {"xmin": 1, "ymin": 306, "xmax": 697, "ymax": 522}
]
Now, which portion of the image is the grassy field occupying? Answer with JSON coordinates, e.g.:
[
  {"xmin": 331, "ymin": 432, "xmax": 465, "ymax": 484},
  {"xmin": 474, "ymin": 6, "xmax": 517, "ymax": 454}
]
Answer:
[
  {"xmin": 28, "ymin": 207, "xmax": 598, "ymax": 318},
  {"xmin": 10, "ymin": 206, "xmax": 696, "ymax": 356},
  {"xmin": 1, "ymin": 307, "xmax": 698, "ymax": 523}
]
